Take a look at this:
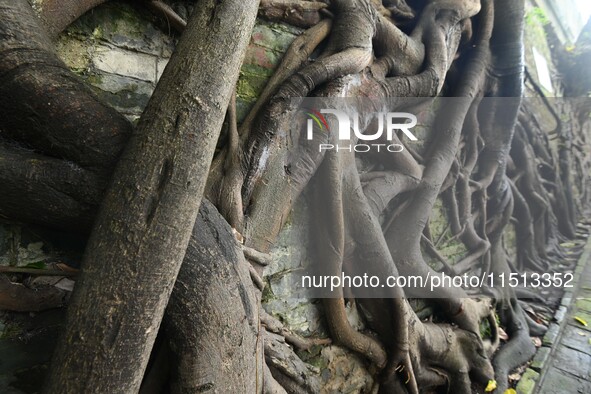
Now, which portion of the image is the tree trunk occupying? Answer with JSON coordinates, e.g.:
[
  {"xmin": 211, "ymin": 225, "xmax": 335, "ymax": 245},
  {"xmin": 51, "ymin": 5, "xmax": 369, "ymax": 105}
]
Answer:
[
  {"xmin": 44, "ymin": 0, "xmax": 259, "ymax": 392},
  {"xmin": 165, "ymin": 200, "xmax": 262, "ymax": 393}
]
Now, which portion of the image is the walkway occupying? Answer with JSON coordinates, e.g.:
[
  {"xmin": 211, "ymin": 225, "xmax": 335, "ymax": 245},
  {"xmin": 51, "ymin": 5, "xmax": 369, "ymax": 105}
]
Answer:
[{"xmin": 518, "ymin": 224, "xmax": 591, "ymax": 393}]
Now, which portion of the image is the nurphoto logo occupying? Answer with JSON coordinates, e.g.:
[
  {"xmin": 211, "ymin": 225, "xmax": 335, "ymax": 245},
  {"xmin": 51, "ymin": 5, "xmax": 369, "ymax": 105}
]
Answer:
[{"xmin": 305, "ymin": 108, "xmax": 418, "ymax": 152}]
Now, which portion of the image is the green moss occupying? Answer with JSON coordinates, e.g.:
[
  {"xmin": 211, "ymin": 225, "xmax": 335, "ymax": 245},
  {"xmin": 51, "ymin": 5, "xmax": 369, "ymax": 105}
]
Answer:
[
  {"xmin": 515, "ymin": 368, "xmax": 539, "ymax": 394},
  {"xmin": 236, "ymin": 63, "xmax": 279, "ymax": 120},
  {"xmin": 108, "ymin": 6, "xmax": 146, "ymax": 38},
  {"xmin": 523, "ymin": 4, "xmax": 554, "ymax": 90},
  {"xmin": 300, "ymin": 349, "xmax": 329, "ymax": 370},
  {"xmin": 237, "ymin": 62, "xmax": 283, "ymax": 103},
  {"xmin": 525, "ymin": 7, "xmax": 549, "ymax": 27},
  {"xmin": 261, "ymin": 280, "xmax": 275, "ymax": 304},
  {"xmin": 85, "ymin": 73, "xmax": 104, "ymax": 86},
  {"xmin": 73, "ymin": 3, "xmax": 145, "ymax": 39},
  {"xmin": 479, "ymin": 316, "xmax": 492, "ymax": 338},
  {"xmin": 267, "ymin": 21, "xmax": 303, "ymax": 37},
  {"xmin": 575, "ymin": 298, "xmax": 591, "ymax": 312},
  {"xmin": 503, "ymin": 223, "xmax": 517, "ymax": 260},
  {"xmin": 250, "ymin": 21, "xmax": 301, "ymax": 54},
  {"xmin": 91, "ymin": 26, "xmax": 103, "ymax": 40},
  {"xmin": 237, "ymin": 77, "xmax": 261, "ymax": 103},
  {"xmin": 64, "ymin": 2, "xmax": 168, "ymax": 56},
  {"xmin": 55, "ymin": 38, "xmax": 91, "ymax": 74},
  {"xmin": 427, "ymin": 198, "xmax": 468, "ymax": 265},
  {"xmin": 234, "ymin": 19, "xmax": 303, "ymax": 121},
  {"xmin": 241, "ymin": 63, "xmax": 276, "ymax": 79},
  {"xmin": 0, "ymin": 321, "xmax": 21, "ymax": 340}
]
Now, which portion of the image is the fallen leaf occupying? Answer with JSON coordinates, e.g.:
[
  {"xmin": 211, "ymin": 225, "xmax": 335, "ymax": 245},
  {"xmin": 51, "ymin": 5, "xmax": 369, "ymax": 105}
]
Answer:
[
  {"xmin": 575, "ymin": 316, "xmax": 589, "ymax": 327},
  {"xmin": 508, "ymin": 373, "xmax": 521, "ymax": 381},
  {"xmin": 504, "ymin": 389, "xmax": 517, "ymax": 394},
  {"xmin": 485, "ymin": 380, "xmax": 497, "ymax": 392},
  {"xmin": 54, "ymin": 278, "xmax": 75, "ymax": 292},
  {"xmin": 498, "ymin": 327, "xmax": 509, "ymax": 341},
  {"xmin": 55, "ymin": 263, "xmax": 79, "ymax": 273}
]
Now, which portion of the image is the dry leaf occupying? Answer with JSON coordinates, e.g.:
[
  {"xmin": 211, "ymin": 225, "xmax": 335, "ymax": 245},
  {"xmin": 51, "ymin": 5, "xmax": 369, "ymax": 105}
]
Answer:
[
  {"xmin": 498, "ymin": 326, "xmax": 509, "ymax": 341},
  {"xmin": 55, "ymin": 263, "xmax": 79, "ymax": 273},
  {"xmin": 54, "ymin": 278, "xmax": 75, "ymax": 292},
  {"xmin": 508, "ymin": 373, "xmax": 521, "ymax": 381}
]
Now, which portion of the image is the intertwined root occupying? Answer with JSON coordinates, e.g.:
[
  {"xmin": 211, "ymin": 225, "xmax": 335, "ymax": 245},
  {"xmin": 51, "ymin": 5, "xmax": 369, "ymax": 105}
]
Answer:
[{"xmin": 1, "ymin": 0, "xmax": 588, "ymax": 392}]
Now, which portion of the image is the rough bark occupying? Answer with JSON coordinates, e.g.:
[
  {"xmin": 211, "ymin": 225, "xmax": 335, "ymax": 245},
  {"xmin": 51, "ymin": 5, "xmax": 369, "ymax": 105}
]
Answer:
[
  {"xmin": 0, "ymin": 274, "xmax": 67, "ymax": 312},
  {"xmin": 0, "ymin": 0, "xmax": 131, "ymax": 230},
  {"xmin": 0, "ymin": 0, "xmax": 131, "ymax": 170},
  {"xmin": 37, "ymin": 0, "xmax": 109, "ymax": 39},
  {"xmin": 44, "ymin": 0, "xmax": 259, "ymax": 392},
  {"xmin": 165, "ymin": 200, "xmax": 262, "ymax": 394}
]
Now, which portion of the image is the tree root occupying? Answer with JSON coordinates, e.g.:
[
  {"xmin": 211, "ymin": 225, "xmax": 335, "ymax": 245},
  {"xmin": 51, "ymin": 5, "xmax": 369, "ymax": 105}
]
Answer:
[
  {"xmin": 0, "ymin": 274, "xmax": 67, "ymax": 312},
  {"xmin": 261, "ymin": 310, "xmax": 331, "ymax": 351},
  {"xmin": 263, "ymin": 362, "xmax": 288, "ymax": 394},
  {"xmin": 243, "ymin": 245, "xmax": 274, "ymax": 266},
  {"xmin": 37, "ymin": 0, "xmax": 108, "ymax": 38},
  {"xmin": 264, "ymin": 330, "xmax": 322, "ymax": 393},
  {"xmin": 492, "ymin": 300, "xmax": 536, "ymax": 393},
  {"xmin": 259, "ymin": 0, "xmax": 328, "ymax": 28},
  {"xmin": 147, "ymin": 0, "xmax": 187, "ymax": 33},
  {"xmin": 164, "ymin": 200, "xmax": 263, "ymax": 393}
]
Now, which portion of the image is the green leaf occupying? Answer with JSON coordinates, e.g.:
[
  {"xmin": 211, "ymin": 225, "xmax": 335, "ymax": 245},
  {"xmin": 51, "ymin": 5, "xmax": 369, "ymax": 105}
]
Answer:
[
  {"xmin": 575, "ymin": 316, "xmax": 588, "ymax": 327},
  {"xmin": 23, "ymin": 261, "xmax": 47, "ymax": 269}
]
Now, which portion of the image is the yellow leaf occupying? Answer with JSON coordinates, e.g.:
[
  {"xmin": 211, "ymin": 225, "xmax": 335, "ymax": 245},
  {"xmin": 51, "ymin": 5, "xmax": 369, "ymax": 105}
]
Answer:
[
  {"xmin": 485, "ymin": 380, "xmax": 497, "ymax": 392},
  {"xmin": 575, "ymin": 316, "xmax": 588, "ymax": 327},
  {"xmin": 504, "ymin": 389, "xmax": 517, "ymax": 394}
]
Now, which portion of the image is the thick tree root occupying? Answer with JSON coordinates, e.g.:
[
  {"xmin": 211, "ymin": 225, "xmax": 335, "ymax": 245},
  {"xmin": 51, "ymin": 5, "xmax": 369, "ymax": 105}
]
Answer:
[
  {"xmin": 264, "ymin": 330, "xmax": 322, "ymax": 393},
  {"xmin": 261, "ymin": 310, "xmax": 331, "ymax": 351},
  {"xmin": 165, "ymin": 201, "xmax": 263, "ymax": 394},
  {"xmin": 0, "ymin": 274, "xmax": 67, "ymax": 312},
  {"xmin": 259, "ymin": 0, "xmax": 327, "ymax": 28}
]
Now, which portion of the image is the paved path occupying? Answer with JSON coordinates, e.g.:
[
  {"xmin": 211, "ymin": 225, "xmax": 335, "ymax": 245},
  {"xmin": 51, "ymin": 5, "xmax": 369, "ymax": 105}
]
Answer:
[{"xmin": 518, "ymin": 228, "xmax": 591, "ymax": 394}]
